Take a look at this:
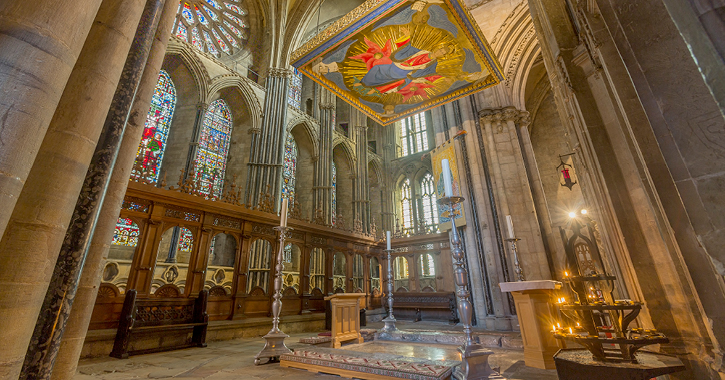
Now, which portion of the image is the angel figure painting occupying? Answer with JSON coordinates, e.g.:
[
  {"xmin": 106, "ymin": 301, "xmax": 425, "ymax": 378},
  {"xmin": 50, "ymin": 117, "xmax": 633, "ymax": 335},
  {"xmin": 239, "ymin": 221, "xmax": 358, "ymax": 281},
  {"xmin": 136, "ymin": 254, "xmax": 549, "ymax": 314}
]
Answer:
[{"xmin": 292, "ymin": 0, "xmax": 504, "ymax": 125}]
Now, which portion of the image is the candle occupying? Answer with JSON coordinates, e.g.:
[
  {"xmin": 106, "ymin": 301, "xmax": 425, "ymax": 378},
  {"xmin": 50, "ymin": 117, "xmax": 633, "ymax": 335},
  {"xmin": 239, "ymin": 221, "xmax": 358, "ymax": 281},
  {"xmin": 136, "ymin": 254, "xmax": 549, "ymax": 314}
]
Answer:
[
  {"xmin": 552, "ymin": 324, "xmax": 556, "ymax": 332},
  {"xmin": 441, "ymin": 159, "xmax": 454, "ymax": 197},
  {"xmin": 568, "ymin": 327, "xmax": 573, "ymax": 334},
  {"xmin": 505, "ymin": 215, "xmax": 515, "ymax": 239},
  {"xmin": 280, "ymin": 198, "xmax": 288, "ymax": 227},
  {"xmin": 386, "ymin": 231, "xmax": 391, "ymax": 250}
]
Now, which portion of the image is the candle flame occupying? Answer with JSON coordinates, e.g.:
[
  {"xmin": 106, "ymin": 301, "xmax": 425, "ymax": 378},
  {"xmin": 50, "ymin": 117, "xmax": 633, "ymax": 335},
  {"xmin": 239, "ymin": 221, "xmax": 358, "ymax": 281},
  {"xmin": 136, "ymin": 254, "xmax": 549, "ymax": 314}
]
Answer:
[{"xmin": 569, "ymin": 327, "xmax": 573, "ymax": 334}]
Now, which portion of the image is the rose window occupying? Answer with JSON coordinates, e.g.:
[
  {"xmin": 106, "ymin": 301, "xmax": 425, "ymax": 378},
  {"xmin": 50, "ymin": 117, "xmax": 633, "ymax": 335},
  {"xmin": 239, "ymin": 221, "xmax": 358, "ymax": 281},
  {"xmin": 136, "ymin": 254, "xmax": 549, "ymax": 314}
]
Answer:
[{"xmin": 173, "ymin": 0, "xmax": 249, "ymax": 57}]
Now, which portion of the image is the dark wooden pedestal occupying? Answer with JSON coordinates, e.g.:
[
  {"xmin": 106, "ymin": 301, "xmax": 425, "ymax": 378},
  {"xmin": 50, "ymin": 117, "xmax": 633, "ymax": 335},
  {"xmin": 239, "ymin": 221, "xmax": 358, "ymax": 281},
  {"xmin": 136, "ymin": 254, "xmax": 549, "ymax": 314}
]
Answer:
[{"xmin": 553, "ymin": 348, "xmax": 686, "ymax": 380}]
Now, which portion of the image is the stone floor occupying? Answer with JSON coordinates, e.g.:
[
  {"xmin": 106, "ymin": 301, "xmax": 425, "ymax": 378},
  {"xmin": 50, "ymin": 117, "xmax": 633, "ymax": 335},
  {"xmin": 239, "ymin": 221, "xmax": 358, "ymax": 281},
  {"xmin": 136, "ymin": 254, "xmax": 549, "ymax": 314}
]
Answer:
[{"xmin": 74, "ymin": 322, "xmax": 558, "ymax": 379}]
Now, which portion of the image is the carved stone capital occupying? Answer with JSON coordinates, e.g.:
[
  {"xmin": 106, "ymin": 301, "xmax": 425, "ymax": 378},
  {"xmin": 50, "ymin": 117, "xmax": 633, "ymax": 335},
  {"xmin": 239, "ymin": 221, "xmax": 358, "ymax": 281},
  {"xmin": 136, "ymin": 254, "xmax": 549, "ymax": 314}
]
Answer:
[{"xmin": 268, "ymin": 67, "xmax": 294, "ymax": 78}]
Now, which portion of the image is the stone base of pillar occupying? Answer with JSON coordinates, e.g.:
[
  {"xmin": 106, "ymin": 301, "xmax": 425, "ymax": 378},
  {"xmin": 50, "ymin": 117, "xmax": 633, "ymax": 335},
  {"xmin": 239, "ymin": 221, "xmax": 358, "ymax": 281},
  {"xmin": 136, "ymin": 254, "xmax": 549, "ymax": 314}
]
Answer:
[
  {"xmin": 453, "ymin": 344, "xmax": 505, "ymax": 380},
  {"xmin": 482, "ymin": 316, "xmax": 515, "ymax": 331},
  {"xmin": 379, "ymin": 316, "xmax": 398, "ymax": 334}
]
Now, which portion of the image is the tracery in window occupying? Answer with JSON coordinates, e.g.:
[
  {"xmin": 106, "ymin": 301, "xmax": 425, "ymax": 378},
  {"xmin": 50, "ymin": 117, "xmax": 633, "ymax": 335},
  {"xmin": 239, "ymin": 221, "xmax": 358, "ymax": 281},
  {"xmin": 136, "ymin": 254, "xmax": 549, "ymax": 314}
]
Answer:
[
  {"xmin": 282, "ymin": 133, "xmax": 297, "ymax": 202},
  {"xmin": 401, "ymin": 179, "xmax": 413, "ymax": 234},
  {"xmin": 399, "ymin": 112, "xmax": 429, "ymax": 157},
  {"xmin": 173, "ymin": 0, "xmax": 248, "ymax": 57},
  {"xmin": 420, "ymin": 173, "xmax": 439, "ymax": 231},
  {"xmin": 194, "ymin": 99, "xmax": 233, "ymax": 198},
  {"xmin": 288, "ymin": 68, "xmax": 302, "ymax": 109},
  {"xmin": 132, "ymin": 70, "xmax": 176, "ymax": 183}
]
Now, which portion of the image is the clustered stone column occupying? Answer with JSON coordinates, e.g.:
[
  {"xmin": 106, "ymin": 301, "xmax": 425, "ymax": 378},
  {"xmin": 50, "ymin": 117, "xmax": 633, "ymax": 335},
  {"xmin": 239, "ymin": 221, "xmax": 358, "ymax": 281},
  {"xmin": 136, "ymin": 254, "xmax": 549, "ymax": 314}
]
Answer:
[
  {"xmin": 50, "ymin": 0, "xmax": 180, "ymax": 377},
  {"xmin": 0, "ymin": 0, "xmax": 104, "ymax": 242},
  {"xmin": 352, "ymin": 109, "xmax": 370, "ymax": 233},
  {"xmin": 245, "ymin": 68, "xmax": 292, "ymax": 210},
  {"xmin": 0, "ymin": 0, "xmax": 148, "ymax": 377},
  {"xmin": 313, "ymin": 89, "xmax": 335, "ymax": 225},
  {"xmin": 20, "ymin": 0, "xmax": 167, "ymax": 378}
]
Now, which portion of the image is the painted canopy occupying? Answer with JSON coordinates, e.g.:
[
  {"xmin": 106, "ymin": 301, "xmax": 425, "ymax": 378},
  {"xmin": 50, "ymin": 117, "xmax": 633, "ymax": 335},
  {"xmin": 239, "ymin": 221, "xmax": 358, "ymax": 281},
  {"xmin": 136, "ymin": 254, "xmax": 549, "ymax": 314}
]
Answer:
[{"xmin": 291, "ymin": 0, "xmax": 504, "ymax": 125}]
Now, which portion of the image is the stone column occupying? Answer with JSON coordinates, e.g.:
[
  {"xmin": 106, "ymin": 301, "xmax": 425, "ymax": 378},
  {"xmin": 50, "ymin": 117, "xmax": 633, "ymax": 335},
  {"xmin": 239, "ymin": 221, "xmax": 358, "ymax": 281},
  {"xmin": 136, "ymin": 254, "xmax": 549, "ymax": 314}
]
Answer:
[
  {"xmin": 245, "ymin": 68, "xmax": 291, "ymax": 210},
  {"xmin": 313, "ymin": 89, "xmax": 335, "ymax": 225},
  {"xmin": 0, "ymin": 0, "xmax": 104, "ymax": 241},
  {"xmin": 19, "ymin": 0, "xmax": 166, "ymax": 378},
  {"xmin": 0, "ymin": 0, "xmax": 147, "ymax": 377},
  {"xmin": 353, "ymin": 111, "xmax": 370, "ymax": 233}
]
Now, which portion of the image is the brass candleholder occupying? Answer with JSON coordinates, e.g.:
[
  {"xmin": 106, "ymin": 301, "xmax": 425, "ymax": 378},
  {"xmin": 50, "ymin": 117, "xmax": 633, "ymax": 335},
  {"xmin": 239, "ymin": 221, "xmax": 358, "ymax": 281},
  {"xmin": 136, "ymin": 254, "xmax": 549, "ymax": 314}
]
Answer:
[
  {"xmin": 380, "ymin": 248, "xmax": 397, "ymax": 333},
  {"xmin": 254, "ymin": 226, "xmax": 293, "ymax": 365},
  {"xmin": 439, "ymin": 196, "xmax": 504, "ymax": 380}
]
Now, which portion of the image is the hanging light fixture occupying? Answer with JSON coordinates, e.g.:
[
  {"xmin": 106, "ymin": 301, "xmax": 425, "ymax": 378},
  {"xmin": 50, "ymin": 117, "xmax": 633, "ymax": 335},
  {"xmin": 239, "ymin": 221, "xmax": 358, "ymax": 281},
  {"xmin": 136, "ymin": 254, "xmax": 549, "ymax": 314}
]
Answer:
[
  {"xmin": 558, "ymin": 154, "xmax": 578, "ymax": 190},
  {"xmin": 291, "ymin": 0, "xmax": 504, "ymax": 126}
]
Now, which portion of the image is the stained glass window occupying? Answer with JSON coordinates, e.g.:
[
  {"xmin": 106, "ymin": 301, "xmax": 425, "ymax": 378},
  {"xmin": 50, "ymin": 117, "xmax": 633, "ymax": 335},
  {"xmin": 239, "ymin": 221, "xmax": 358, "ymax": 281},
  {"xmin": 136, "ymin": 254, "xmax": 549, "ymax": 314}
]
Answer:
[
  {"xmin": 288, "ymin": 68, "xmax": 302, "ymax": 109},
  {"xmin": 401, "ymin": 178, "xmax": 413, "ymax": 232},
  {"xmin": 332, "ymin": 160, "xmax": 337, "ymax": 225},
  {"xmin": 420, "ymin": 173, "xmax": 439, "ymax": 231},
  {"xmin": 112, "ymin": 218, "xmax": 140, "ymax": 247},
  {"xmin": 173, "ymin": 1, "xmax": 248, "ymax": 57},
  {"xmin": 178, "ymin": 227, "xmax": 194, "ymax": 252},
  {"xmin": 132, "ymin": 70, "xmax": 176, "ymax": 183},
  {"xmin": 399, "ymin": 112, "xmax": 429, "ymax": 157},
  {"xmin": 194, "ymin": 99, "xmax": 233, "ymax": 198},
  {"xmin": 282, "ymin": 133, "xmax": 298, "ymax": 202}
]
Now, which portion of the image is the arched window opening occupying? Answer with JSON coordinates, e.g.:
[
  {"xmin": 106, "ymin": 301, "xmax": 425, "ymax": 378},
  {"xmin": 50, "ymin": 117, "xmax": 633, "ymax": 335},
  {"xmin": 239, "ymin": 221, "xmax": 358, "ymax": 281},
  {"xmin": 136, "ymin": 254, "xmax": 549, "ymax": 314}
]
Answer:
[
  {"xmin": 195, "ymin": 99, "xmax": 233, "ymax": 198},
  {"xmin": 112, "ymin": 218, "xmax": 140, "ymax": 247},
  {"xmin": 370, "ymin": 257, "xmax": 381, "ymax": 292},
  {"xmin": 282, "ymin": 244, "xmax": 301, "ymax": 292},
  {"xmin": 353, "ymin": 254, "xmax": 364, "ymax": 292},
  {"xmin": 333, "ymin": 252, "xmax": 346, "ymax": 292},
  {"xmin": 152, "ymin": 226, "xmax": 195, "ymax": 294},
  {"xmin": 419, "ymin": 253, "xmax": 437, "ymax": 291},
  {"xmin": 393, "ymin": 256, "xmax": 409, "ymax": 291},
  {"xmin": 205, "ymin": 233, "xmax": 236, "ymax": 294},
  {"xmin": 399, "ymin": 112, "xmax": 429, "ymax": 157},
  {"xmin": 132, "ymin": 70, "xmax": 176, "ymax": 183},
  {"xmin": 309, "ymin": 248, "xmax": 325, "ymax": 293},
  {"xmin": 247, "ymin": 239, "xmax": 273, "ymax": 294},
  {"xmin": 106, "ymin": 218, "xmax": 141, "ymax": 293},
  {"xmin": 401, "ymin": 179, "xmax": 413, "ymax": 235},
  {"xmin": 288, "ymin": 68, "xmax": 302, "ymax": 109},
  {"xmin": 420, "ymin": 173, "xmax": 439, "ymax": 232},
  {"xmin": 332, "ymin": 160, "xmax": 337, "ymax": 225},
  {"xmin": 282, "ymin": 133, "xmax": 298, "ymax": 202}
]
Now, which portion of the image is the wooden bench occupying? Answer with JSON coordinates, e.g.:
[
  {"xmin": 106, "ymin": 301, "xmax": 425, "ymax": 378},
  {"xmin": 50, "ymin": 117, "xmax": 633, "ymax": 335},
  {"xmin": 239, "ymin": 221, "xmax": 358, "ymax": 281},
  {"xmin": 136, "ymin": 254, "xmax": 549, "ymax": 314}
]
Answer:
[
  {"xmin": 391, "ymin": 291, "xmax": 459, "ymax": 324},
  {"xmin": 280, "ymin": 347, "xmax": 456, "ymax": 380},
  {"xmin": 110, "ymin": 289, "xmax": 209, "ymax": 358}
]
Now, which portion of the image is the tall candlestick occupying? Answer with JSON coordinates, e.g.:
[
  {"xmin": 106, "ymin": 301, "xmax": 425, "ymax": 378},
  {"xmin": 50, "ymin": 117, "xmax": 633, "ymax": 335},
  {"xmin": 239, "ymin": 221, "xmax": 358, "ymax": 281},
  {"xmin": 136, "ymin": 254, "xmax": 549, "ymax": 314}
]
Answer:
[
  {"xmin": 506, "ymin": 215, "xmax": 515, "ymax": 239},
  {"xmin": 280, "ymin": 198, "xmax": 288, "ymax": 227},
  {"xmin": 386, "ymin": 231, "xmax": 391, "ymax": 250},
  {"xmin": 441, "ymin": 159, "xmax": 454, "ymax": 197}
]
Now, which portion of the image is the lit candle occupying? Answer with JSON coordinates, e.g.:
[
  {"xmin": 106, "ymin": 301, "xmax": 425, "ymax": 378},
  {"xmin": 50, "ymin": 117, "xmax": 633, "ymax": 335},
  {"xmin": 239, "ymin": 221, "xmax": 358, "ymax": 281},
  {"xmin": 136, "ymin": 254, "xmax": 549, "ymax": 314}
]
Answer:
[
  {"xmin": 280, "ymin": 198, "xmax": 288, "ymax": 227},
  {"xmin": 569, "ymin": 327, "xmax": 573, "ymax": 334},
  {"xmin": 386, "ymin": 231, "xmax": 392, "ymax": 250},
  {"xmin": 564, "ymin": 271, "xmax": 569, "ymax": 277},
  {"xmin": 505, "ymin": 215, "xmax": 515, "ymax": 239},
  {"xmin": 441, "ymin": 159, "xmax": 454, "ymax": 197},
  {"xmin": 552, "ymin": 324, "xmax": 556, "ymax": 332}
]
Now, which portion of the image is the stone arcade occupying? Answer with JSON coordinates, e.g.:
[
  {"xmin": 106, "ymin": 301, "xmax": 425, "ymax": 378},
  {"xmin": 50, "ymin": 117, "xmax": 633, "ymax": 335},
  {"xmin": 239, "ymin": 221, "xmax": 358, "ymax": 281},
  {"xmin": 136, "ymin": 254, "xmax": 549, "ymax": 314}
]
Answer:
[{"xmin": 0, "ymin": 0, "xmax": 724, "ymax": 379}]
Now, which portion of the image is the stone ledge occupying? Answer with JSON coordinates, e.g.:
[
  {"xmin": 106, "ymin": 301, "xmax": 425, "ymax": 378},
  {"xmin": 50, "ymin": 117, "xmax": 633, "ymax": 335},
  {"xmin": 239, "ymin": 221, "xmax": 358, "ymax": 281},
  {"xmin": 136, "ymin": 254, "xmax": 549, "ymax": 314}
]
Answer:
[{"xmin": 375, "ymin": 329, "xmax": 523, "ymax": 349}]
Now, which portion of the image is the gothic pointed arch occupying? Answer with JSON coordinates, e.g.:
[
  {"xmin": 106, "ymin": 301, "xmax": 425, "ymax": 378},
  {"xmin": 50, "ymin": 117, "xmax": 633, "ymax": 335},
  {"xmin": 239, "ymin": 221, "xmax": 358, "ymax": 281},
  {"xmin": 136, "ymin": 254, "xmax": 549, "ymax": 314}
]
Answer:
[{"xmin": 194, "ymin": 99, "xmax": 234, "ymax": 197}]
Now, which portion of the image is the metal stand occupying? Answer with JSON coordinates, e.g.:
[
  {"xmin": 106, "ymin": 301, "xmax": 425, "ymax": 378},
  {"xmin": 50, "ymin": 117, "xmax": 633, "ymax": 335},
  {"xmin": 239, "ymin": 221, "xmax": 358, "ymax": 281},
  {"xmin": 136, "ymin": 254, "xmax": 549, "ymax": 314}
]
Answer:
[
  {"xmin": 380, "ymin": 248, "xmax": 397, "ymax": 333},
  {"xmin": 505, "ymin": 238, "xmax": 525, "ymax": 281},
  {"xmin": 439, "ymin": 196, "xmax": 504, "ymax": 380},
  {"xmin": 254, "ymin": 226, "xmax": 293, "ymax": 365}
]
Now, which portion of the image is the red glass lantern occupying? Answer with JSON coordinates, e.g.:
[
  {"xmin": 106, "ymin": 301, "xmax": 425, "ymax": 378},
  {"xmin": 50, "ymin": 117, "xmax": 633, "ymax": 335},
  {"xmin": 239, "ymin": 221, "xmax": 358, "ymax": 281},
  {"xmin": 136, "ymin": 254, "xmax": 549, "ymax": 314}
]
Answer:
[{"xmin": 557, "ymin": 155, "xmax": 577, "ymax": 190}]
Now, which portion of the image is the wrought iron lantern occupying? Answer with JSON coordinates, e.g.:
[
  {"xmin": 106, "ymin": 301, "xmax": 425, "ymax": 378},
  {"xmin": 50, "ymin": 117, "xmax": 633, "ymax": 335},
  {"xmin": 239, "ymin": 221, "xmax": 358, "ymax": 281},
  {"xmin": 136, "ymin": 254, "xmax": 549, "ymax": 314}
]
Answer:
[{"xmin": 557, "ymin": 154, "xmax": 577, "ymax": 190}]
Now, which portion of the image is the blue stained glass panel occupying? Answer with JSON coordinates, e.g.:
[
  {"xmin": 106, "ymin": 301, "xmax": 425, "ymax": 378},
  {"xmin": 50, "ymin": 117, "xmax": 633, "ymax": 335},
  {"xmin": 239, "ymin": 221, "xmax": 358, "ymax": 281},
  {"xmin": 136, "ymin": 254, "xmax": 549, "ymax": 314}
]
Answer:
[
  {"xmin": 132, "ymin": 70, "xmax": 176, "ymax": 183},
  {"xmin": 287, "ymin": 68, "xmax": 302, "ymax": 109},
  {"xmin": 282, "ymin": 133, "xmax": 298, "ymax": 202},
  {"xmin": 194, "ymin": 99, "xmax": 233, "ymax": 198}
]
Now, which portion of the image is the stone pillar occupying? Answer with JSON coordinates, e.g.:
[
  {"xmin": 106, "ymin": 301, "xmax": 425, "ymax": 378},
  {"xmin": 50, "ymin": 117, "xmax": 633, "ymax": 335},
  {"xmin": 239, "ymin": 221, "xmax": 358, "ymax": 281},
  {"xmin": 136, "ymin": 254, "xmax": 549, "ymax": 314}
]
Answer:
[
  {"xmin": 245, "ymin": 68, "xmax": 291, "ymax": 210},
  {"xmin": 0, "ymin": 0, "xmax": 146, "ymax": 377},
  {"xmin": 353, "ymin": 110, "xmax": 370, "ymax": 233},
  {"xmin": 0, "ymin": 0, "xmax": 104, "ymax": 241},
  {"xmin": 19, "ymin": 0, "xmax": 166, "ymax": 377},
  {"xmin": 314, "ymin": 89, "xmax": 335, "ymax": 225}
]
